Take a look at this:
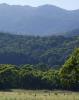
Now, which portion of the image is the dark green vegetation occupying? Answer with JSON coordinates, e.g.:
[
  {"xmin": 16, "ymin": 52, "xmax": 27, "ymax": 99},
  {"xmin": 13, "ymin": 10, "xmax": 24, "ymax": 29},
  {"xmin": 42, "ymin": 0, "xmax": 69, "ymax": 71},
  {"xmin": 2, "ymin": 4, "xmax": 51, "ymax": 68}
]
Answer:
[
  {"xmin": 0, "ymin": 48, "xmax": 79, "ymax": 90},
  {"xmin": 0, "ymin": 33, "xmax": 79, "ymax": 67}
]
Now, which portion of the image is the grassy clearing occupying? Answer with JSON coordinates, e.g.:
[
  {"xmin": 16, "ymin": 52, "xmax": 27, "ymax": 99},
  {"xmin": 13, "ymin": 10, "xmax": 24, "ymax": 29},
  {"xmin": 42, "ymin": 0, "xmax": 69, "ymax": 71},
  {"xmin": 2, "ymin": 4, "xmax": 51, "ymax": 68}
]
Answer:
[{"xmin": 0, "ymin": 89, "xmax": 79, "ymax": 100}]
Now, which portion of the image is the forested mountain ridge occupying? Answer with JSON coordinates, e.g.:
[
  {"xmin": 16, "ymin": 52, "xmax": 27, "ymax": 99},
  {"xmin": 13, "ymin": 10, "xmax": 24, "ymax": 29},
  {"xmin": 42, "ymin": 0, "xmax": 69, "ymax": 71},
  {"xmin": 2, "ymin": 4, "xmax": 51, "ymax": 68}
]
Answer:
[
  {"xmin": 0, "ymin": 33, "xmax": 79, "ymax": 67},
  {"xmin": 0, "ymin": 4, "xmax": 79, "ymax": 35}
]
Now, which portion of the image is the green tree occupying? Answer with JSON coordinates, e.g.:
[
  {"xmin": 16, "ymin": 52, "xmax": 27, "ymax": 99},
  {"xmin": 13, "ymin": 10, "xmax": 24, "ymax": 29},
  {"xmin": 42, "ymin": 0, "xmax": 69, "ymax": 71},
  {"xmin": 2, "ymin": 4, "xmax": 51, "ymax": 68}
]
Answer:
[{"xmin": 59, "ymin": 48, "xmax": 79, "ymax": 90}]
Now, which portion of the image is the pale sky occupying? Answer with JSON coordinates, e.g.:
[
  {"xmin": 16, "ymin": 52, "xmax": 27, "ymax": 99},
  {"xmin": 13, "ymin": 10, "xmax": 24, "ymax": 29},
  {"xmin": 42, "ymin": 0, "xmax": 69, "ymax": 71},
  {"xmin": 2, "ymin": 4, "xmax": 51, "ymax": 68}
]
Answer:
[{"xmin": 0, "ymin": 0, "xmax": 79, "ymax": 10}]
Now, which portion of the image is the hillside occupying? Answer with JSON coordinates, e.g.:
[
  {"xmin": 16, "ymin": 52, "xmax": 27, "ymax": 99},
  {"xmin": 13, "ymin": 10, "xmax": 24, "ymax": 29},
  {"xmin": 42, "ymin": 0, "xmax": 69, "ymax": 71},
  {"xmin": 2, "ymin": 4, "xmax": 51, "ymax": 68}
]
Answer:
[
  {"xmin": 64, "ymin": 29, "xmax": 79, "ymax": 36},
  {"xmin": 0, "ymin": 33, "xmax": 79, "ymax": 67},
  {"xmin": 0, "ymin": 4, "xmax": 79, "ymax": 35}
]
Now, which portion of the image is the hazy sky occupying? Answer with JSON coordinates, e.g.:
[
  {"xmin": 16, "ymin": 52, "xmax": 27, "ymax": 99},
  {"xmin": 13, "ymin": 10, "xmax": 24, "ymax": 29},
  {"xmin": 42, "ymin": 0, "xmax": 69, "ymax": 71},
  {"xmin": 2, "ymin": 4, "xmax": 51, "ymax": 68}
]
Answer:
[{"xmin": 0, "ymin": 0, "xmax": 79, "ymax": 10}]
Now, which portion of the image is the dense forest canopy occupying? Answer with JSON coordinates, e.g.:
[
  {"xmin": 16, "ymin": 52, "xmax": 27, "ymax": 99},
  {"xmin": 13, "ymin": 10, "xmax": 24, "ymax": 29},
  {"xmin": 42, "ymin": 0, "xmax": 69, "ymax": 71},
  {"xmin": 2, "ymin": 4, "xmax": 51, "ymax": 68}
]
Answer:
[
  {"xmin": 0, "ymin": 32, "xmax": 79, "ymax": 67},
  {"xmin": 0, "ymin": 31, "xmax": 78, "ymax": 90},
  {"xmin": 0, "ymin": 48, "xmax": 79, "ymax": 90}
]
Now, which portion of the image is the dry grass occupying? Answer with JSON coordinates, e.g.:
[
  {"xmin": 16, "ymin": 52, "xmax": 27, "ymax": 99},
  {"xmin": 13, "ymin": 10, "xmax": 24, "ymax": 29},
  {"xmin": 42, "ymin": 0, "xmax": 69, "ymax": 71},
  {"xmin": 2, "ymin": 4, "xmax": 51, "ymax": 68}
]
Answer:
[{"xmin": 0, "ymin": 89, "xmax": 79, "ymax": 100}]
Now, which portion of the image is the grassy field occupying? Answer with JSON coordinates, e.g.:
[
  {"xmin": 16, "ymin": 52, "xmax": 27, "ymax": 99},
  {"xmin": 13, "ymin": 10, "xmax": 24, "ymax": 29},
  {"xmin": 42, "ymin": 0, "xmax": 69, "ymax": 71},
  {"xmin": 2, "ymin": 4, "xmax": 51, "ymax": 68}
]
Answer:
[{"xmin": 0, "ymin": 89, "xmax": 79, "ymax": 100}]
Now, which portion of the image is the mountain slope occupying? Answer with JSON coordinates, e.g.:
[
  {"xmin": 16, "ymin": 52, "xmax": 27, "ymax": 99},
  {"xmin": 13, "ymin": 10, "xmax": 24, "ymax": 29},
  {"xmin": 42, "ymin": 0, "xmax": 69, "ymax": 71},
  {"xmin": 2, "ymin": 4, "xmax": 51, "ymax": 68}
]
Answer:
[
  {"xmin": 0, "ymin": 32, "xmax": 79, "ymax": 67},
  {"xmin": 64, "ymin": 29, "xmax": 79, "ymax": 36},
  {"xmin": 0, "ymin": 4, "xmax": 79, "ymax": 35}
]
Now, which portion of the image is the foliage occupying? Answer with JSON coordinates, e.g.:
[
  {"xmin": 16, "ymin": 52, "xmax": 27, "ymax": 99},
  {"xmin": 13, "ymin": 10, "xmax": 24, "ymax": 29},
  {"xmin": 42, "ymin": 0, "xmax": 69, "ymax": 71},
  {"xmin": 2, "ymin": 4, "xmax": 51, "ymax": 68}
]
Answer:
[
  {"xmin": 0, "ymin": 33, "xmax": 79, "ymax": 67},
  {"xmin": 0, "ymin": 33, "xmax": 79, "ymax": 90},
  {"xmin": 59, "ymin": 48, "xmax": 79, "ymax": 90}
]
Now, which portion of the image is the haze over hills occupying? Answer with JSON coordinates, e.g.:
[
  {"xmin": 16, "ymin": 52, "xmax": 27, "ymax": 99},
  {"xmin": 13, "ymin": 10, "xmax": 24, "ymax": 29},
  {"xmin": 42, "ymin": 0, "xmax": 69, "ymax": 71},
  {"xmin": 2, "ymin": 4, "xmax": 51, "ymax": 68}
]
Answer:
[{"xmin": 0, "ymin": 3, "xmax": 79, "ymax": 35}]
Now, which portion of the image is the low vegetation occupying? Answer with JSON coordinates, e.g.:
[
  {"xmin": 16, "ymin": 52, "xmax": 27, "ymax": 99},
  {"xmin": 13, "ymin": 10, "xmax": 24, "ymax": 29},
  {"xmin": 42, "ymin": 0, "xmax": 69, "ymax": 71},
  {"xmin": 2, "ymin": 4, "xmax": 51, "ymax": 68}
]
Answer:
[{"xmin": 0, "ymin": 90, "xmax": 79, "ymax": 100}]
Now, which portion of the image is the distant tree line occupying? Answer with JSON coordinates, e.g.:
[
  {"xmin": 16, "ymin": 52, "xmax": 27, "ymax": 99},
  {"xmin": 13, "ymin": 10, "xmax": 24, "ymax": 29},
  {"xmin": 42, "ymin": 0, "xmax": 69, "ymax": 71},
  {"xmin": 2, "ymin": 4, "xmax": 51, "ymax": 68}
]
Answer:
[
  {"xmin": 0, "ymin": 32, "xmax": 79, "ymax": 67},
  {"xmin": 0, "ymin": 48, "xmax": 79, "ymax": 91}
]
